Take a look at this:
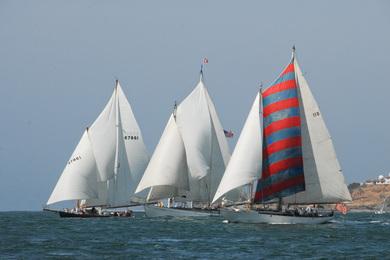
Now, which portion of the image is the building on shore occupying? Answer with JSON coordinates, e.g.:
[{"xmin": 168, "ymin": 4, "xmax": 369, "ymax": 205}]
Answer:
[{"xmin": 362, "ymin": 173, "xmax": 390, "ymax": 186}]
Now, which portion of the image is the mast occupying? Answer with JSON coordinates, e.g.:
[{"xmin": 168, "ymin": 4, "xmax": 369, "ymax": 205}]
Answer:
[
  {"xmin": 113, "ymin": 80, "xmax": 120, "ymax": 205},
  {"xmin": 201, "ymin": 62, "xmax": 213, "ymax": 207},
  {"xmin": 248, "ymin": 181, "xmax": 253, "ymax": 205}
]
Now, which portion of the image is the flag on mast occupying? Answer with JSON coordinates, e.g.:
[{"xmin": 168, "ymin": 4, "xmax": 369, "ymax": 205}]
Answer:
[{"xmin": 223, "ymin": 129, "xmax": 234, "ymax": 138}]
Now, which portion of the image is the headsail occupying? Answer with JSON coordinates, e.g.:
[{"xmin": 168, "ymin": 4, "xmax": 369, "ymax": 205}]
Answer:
[
  {"xmin": 135, "ymin": 115, "xmax": 190, "ymax": 201},
  {"xmin": 254, "ymin": 61, "xmax": 305, "ymax": 203},
  {"xmin": 88, "ymin": 89, "xmax": 117, "ymax": 182},
  {"xmin": 212, "ymin": 93, "xmax": 262, "ymax": 204},
  {"xmin": 47, "ymin": 130, "xmax": 99, "ymax": 205}
]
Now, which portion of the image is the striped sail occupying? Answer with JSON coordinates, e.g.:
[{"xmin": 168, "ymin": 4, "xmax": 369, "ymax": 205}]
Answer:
[{"xmin": 254, "ymin": 62, "xmax": 305, "ymax": 203}]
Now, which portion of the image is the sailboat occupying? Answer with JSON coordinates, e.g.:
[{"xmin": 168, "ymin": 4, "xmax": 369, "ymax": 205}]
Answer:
[
  {"xmin": 212, "ymin": 47, "xmax": 352, "ymax": 224},
  {"xmin": 135, "ymin": 68, "xmax": 235, "ymax": 217},
  {"xmin": 374, "ymin": 196, "xmax": 389, "ymax": 214},
  {"xmin": 44, "ymin": 80, "xmax": 149, "ymax": 217}
]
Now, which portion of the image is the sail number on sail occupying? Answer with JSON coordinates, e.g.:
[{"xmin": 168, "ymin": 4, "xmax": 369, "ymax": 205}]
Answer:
[
  {"xmin": 124, "ymin": 135, "xmax": 139, "ymax": 140},
  {"xmin": 67, "ymin": 156, "xmax": 82, "ymax": 165}
]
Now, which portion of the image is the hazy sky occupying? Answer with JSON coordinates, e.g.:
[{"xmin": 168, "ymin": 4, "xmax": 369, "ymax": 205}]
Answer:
[{"xmin": 1, "ymin": 0, "xmax": 389, "ymax": 211}]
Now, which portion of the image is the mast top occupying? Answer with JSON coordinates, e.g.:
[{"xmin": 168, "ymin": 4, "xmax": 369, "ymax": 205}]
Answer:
[
  {"xmin": 291, "ymin": 45, "xmax": 296, "ymax": 60},
  {"xmin": 199, "ymin": 57, "xmax": 208, "ymax": 82}
]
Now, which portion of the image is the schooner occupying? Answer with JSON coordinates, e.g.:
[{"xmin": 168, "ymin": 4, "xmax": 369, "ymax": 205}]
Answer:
[
  {"xmin": 212, "ymin": 47, "xmax": 352, "ymax": 224},
  {"xmin": 45, "ymin": 80, "xmax": 149, "ymax": 217},
  {"xmin": 135, "ymin": 67, "xmax": 236, "ymax": 217}
]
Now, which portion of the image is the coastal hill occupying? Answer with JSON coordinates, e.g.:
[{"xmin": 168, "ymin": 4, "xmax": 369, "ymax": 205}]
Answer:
[{"xmin": 349, "ymin": 183, "xmax": 390, "ymax": 210}]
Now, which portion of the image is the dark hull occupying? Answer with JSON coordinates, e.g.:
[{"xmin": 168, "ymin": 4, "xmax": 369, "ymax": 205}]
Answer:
[
  {"xmin": 44, "ymin": 208, "xmax": 132, "ymax": 218},
  {"xmin": 58, "ymin": 211, "xmax": 111, "ymax": 218}
]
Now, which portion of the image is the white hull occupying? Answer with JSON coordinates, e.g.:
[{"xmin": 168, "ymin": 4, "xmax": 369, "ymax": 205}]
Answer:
[
  {"xmin": 144, "ymin": 205, "xmax": 219, "ymax": 217},
  {"xmin": 221, "ymin": 208, "xmax": 333, "ymax": 224}
]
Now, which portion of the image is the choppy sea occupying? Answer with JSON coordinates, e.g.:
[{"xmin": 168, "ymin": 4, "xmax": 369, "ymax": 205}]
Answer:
[{"xmin": 0, "ymin": 211, "xmax": 389, "ymax": 259}]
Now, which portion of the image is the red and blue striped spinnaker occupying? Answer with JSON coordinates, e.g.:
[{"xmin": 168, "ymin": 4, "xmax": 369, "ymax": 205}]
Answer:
[{"xmin": 254, "ymin": 62, "xmax": 305, "ymax": 203}]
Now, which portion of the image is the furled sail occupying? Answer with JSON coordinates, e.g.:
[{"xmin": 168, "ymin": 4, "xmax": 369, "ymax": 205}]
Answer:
[
  {"xmin": 47, "ymin": 130, "xmax": 99, "ymax": 205},
  {"xmin": 283, "ymin": 58, "xmax": 351, "ymax": 203},
  {"xmin": 212, "ymin": 93, "xmax": 262, "ymax": 204}
]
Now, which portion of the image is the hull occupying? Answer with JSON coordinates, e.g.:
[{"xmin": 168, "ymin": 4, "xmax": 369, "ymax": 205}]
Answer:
[
  {"xmin": 221, "ymin": 208, "xmax": 333, "ymax": 224},
  {"xmin": 144, "ymin": 205, "xmax": 219, "ymax": 217},
  {"xmin": 44, "ymin": 208, "xmax": 132, "ymax": 218},
  {"xmin": 58, "ymin": 211, "xmax": 111, "ymax": 218}
]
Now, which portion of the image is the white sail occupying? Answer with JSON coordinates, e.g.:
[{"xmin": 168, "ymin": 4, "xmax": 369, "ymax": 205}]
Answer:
[
  {"xmin": 212, "ymin": 93, "xmax": 262, "ymax": 203},
  {"xmin": 204, "ymin": 87, "xmax": 233, "ymax": 201},
  {"xmin": 175, "ymin": 79, "xmax": 231, "ymax": 203},
  {"xmin": 176, "ymin": 81, "xmax": 212, "ymax": 181},
  {"xmin": 283, "ymin": 58, "xmax": 351, "ymax": 204},
  {"xmin": 117, "ymin": 84, "xmax": 149, "ymax": 202},
  {"xmin": 88, "ymin": 90, "xmax": 117, "ymax": 182},
  {"xmin": 47, "ymin": 130, "xmax": 99, "ymax": 205},
  {"xmin": 136, "ymin": 77, "xmax": 230, "ymax": 204},
  {"xmin": 135, "ymin": 115, "xmax": 190, "ymax": 198},
  {"xmin": 107, "ymin": 105, "xmax": 132, "ymax": 207},
  {"xmin": 51, "ymin": 82, "xmax": 149, "ymax": 208}
]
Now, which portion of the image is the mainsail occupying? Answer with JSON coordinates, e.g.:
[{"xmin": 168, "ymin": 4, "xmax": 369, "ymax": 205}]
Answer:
[
  {"xmin": 135, "ymin": 75, "xmax": 231, "ymax": 204},
  {"xmin": 47, "ymin": 81, "xmax": 149, "ymax": 207},
  {"xmin": 213, "ymin": 49, "xmax": 351, "ymax": 205},
  {"xmin": 282, "ymin": 58, "xmax": 351, "ymax": 203}
]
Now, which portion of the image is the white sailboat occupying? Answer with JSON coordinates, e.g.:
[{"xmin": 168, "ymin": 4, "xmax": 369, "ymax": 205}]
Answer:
[
  {"xmin": 45, "ymin": 80, "xmax": 149, "ymax": 217},
  {"xmin": 213, "ymin": 47, "xmax": 352, "ymax": 224},
  {"xmin": 135, "ymin": 69, "xmax": 234, "ymax": 217},
  {"xmin": 374, "ymin": 196, "xmax": 389, "ymax": 215}
]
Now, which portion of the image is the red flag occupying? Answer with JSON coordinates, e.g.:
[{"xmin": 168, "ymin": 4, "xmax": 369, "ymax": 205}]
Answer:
[
  {"xmin": 335, "ymin": 203, "xmax": 348, "ymax": 215},
  {"xmin": 224, "ymin": 129, "xmax": 234, "ymax": 138}
]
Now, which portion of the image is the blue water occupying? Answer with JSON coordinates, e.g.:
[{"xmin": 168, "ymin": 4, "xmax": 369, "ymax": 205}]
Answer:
[{"xmin": 0, "ymin": 211, "xmax": 389, "ymax": 259}]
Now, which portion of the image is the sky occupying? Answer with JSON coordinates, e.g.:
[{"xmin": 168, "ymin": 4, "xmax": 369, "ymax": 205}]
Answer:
[{"xmin": 0, "ymin": 0, "xmax": 389, "ymax": 211}]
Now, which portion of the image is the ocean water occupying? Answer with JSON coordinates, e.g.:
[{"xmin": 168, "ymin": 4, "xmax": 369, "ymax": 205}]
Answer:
[{"xmin": 0, "ymin": 211, "xmax": 389, "ymax": 259}]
